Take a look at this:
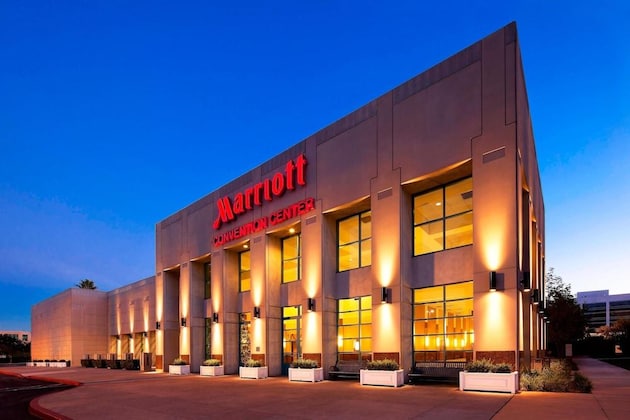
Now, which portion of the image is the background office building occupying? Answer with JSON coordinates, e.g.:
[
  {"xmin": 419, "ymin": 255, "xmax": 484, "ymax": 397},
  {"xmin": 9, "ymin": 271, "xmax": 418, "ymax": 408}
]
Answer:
[
  {"xmin": 577, "ymin": 290, "xmax": 630, "ymax": 334},
  {"xmin": 32, "ymin": 23, "xmax": 545, "ymax": 377}
]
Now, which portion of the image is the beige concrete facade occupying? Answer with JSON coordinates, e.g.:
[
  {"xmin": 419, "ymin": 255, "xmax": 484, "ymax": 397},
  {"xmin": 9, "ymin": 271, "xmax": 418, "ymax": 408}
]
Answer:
[
  {"xmin": 31, "ymin": 277, "xmax": 155, "ymax": 368},
  {"xmin": 154, "ymin": 22, "xmax": 545, "ymax": 376},
  {"xmin": 31, "ymin": 288, "xmax": 108, "ymax": 367},
  {"xmin": 31, "ymin": 22, "xmax": 545, "ymax": 378}
]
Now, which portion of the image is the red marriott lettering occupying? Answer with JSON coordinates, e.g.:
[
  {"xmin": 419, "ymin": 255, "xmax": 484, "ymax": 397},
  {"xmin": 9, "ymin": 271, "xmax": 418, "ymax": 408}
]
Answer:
[{"xmin": 213, "ymin": 154, "xmax": 307, "ymax": 230}]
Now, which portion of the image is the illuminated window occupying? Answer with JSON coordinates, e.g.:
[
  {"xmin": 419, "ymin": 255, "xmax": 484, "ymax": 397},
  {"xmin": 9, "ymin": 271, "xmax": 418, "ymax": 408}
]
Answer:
[
  {"xmin": 239, "ymin": 250, "xmax": 251, "ymax": 292},
  {"xmin": 413, "ymin": 178, "xmax": 472, "ymax": 255},
  {"xmin": 412, "ymin": 281, "xmax": 473, "ymax": 362},
  {"xmin": 204, "ymin": 261, "xmax": 212, "ymax": 299},
  {"xmin": 282, "ymin": 306, "xmax": 302, "ymax": 369},
  {"xmin": 337, "ymin": 296, "xmax": 372, "ymax": 357},
  {"xmin": 338, "ymin": 210, "xmax": 372, "ymax": 271},
  {"xmin": 282, "ymin": 235, "xmax": 301, "ymax": 283}
]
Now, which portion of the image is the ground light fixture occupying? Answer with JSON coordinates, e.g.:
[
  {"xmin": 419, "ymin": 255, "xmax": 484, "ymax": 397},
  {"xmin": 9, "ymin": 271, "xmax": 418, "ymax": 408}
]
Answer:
[
  {"xmin": 307, "ymin": 298, "xmax": 315, "ymax": 312},
  {"xmin": 213, "ymin": 312, "xmax": 219, "ymax": 323},
  {"xmin": 489, "ymin": 271, "xmax": 497, "ymax": 292},
  {"xmin": 254, "ymin": 307, "xmax": 261, "ymax": 318}
]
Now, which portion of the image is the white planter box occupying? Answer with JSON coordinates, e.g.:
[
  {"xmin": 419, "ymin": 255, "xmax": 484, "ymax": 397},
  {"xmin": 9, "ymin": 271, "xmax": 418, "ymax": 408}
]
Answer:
[
  {"xmin": 360, "ymin": 369, "xmax": 405, "ymax": 387},
  {"xmin": 288, "ymin": 367, "xmax": 324, "ymax": 382},
  {"xmin": 26, "ymin": 362, "xmax": 35, "ymax": 367},
  {"xmin": 459, "ymin": 371, "xmax": 519, "ymax": 394},
  {"xmin": 239, "ymin": 366, "xmax": 268, "ymax": 379},
  {"xmin": 200, "ymin": 365, "xmax": 224, "ymax": 376},
  {"xmin": 169, "ymin": 364, "xmax": 191, "ymax": 375}
]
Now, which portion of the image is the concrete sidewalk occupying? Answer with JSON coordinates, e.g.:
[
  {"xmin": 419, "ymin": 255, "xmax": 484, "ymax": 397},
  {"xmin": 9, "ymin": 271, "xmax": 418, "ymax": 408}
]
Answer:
[{"xmin": 2, "ymin": 356, "xmax": 628, "ymax": 419}]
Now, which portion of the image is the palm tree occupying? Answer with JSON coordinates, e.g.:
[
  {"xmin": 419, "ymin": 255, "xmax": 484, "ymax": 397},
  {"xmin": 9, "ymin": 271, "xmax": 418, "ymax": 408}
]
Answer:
[{"xmin": 76, "ymin": 279, "xmax": 96, "ymax": 289}]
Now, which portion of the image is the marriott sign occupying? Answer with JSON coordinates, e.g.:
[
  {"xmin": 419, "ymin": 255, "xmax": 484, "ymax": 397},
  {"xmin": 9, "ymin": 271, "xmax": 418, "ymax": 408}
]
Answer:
[{"xmin": 213, "ymin": 154, "xmax": 308, "ymax": 230}]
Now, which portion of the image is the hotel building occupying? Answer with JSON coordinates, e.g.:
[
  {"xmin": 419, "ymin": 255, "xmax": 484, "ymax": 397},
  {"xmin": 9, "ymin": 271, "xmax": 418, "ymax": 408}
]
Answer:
[{"xmin": 32, "ymin": 22, "xmax": 546, "ymax": 376}]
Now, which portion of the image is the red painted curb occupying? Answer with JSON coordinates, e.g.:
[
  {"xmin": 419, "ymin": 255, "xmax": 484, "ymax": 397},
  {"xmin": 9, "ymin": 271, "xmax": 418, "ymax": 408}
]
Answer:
[
  {"xmin": 29, "ymin": 397, "xmax": 73, "ymax": 420},
  {"xmin": 0, "ymin": 369, "xmax": 81, "ymax": 419}
]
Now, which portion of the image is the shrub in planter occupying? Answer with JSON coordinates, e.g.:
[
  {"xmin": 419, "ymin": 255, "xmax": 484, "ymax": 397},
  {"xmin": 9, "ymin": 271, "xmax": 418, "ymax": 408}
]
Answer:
[
  {"xmin": 202, "ymin": 358, "xmax": 222, "ymax": 366},
  {"xmin": 366, "ymin": 359, "xmax": 399, "ymax": 371},
  {"xmin": 245, "ymin": 359, "xmax": 262, "ymax": 367},
  {"xmin": 290, "ymin": 358, "xmax": 318, "ymax": 369},
  {"xmin": 171, "ymin": 358, "xmax": 188, "ymax": 366}
]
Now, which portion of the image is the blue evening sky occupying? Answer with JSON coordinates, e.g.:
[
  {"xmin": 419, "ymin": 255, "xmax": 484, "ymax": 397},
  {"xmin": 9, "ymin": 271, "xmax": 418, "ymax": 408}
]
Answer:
[{"xmin": 1, "ymin": 1, "xmax": 629, "ymax": 331}]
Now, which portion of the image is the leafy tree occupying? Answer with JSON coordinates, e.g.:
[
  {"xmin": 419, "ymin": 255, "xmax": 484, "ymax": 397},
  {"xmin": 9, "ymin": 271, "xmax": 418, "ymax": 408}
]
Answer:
[
  {"xmin": 76, "ymin": 278, "xmax": 96, "ymax": 289},
  {"xmin": 0, "ymin": 334, "xmax": 30, "ymax": 363},
  {"xmin": 598, "ymin": 318, "xmax": 630, "ymax": 354},
  {"xmin": 545, "ymin": 268, "xmax": 587, "ymax": 357}
]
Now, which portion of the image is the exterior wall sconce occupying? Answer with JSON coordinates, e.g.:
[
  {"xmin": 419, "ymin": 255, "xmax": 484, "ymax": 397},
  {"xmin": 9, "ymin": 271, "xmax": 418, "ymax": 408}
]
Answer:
[
  {"xmin": 143, "ymin": 332, "xmax": 148, "ymax": 338},
  {"xmin": 531, "ymin": 289, "xmax": 540, "ymax": 305},
  {"xmin": 307, "ymin": 298, "xmax": 316, "ymax": 312},
  {"xmin": 128, "ymin": 333, "xmax": 133, "ymax": 339},
  {"xmin": 115, "ymin": 335, "xmax": 120, "ymax": 340},
  {"xmin": 155, "ymin": 321, "xmax": 161, "ymax": 330},
  {"xmin": 381, "ymin": 287, "xmax": 391, "ymax": 303},
  {"xmin": 489, "ymin": 271, "xmax": 497, "ymax": 292},
  {"xmin": 254, "ymin": 307, "xmax": 261, "ymax": 319},
  {"xmin": 521, "ymin": 271, "xmax": 531, "ymax": 292},
  {"xmin": 181, "ymin": 317, "xmax": 187, "ymax": 327},
  {"xmin": 212, "ymin": 312, "xmax": 219, "ymax": 323}
]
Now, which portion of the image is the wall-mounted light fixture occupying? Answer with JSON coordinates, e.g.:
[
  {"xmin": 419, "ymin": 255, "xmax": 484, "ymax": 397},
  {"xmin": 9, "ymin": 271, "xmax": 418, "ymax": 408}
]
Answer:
[
  {"xmin": 155, "ymin": 321, "xmax": 161, "ymax": 330},
  {"xmin": 254, "ymin": 306, "xmax": 261, "ymax": 319},
  {"xmin": 307, "ymin": 298, "xmax": 316, "ymax": 312},
  {"xmin": 212, "ymin": 312, "xmax": 219, "ymax": 323},
  {"xmin": 128, "ymin": 333, "xmax": 133, "ymax": 339},
  {"xmin": 143, "ymin": 331, "xmax": 148, "ymax": 338},
  {"xmin": 489, "ymin": 271, "xmax": 498, "ymax": 292},
  {"xmin": 521, "ymin": 271, "xmax": 531, "ymax": 292},
  {"xmin": 531, "ymin": 289, "xmax": 540, "ymax": 305},
  {"xmin": 181, "ymin": 317, "xmax": 187, "ymax": 327},
  {"xmin": 115, "ymin": 335, "xmax": 120, "ymax": 340},
  {"xmin": 381, "ymin": 287, "xmax": 391, "ymax": 303}
]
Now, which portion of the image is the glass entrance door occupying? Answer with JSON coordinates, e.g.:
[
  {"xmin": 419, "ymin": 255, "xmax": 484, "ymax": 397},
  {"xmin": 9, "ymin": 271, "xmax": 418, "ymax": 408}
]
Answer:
[{"xmin": 282, "ymin": 305, "xmax": 302, "ymax": 375}]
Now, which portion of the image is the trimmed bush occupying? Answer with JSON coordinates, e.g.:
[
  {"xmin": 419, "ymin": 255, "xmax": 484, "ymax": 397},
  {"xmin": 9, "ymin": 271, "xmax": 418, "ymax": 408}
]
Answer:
[
  {"xmin": 520, "ymin": 359, "xmax": 591, "ymax": 393},
  {"xmin": 572, "ymin": 372, "xmax": 593, "ymax": 393},
  {"xmin": 366, "ymin": 359, "xmax": 400, "ymax": 371},
  {"xmin": 245, "ymin": 359, "xmax": 262, "ymax": 367},
  {"xmin": 202, "ymin": 358, "xmax": 222, "ymax": 366},
  {"xmin": 290, "ymin": 358, "xmax": 318, "ymax": 368},
  {"xmin": 171, "ymin": 358, "xmax": 188, "ymax": 366}
]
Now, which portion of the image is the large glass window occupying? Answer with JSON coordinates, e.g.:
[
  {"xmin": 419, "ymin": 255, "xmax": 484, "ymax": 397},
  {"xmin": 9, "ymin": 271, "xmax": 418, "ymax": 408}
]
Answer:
[
  {"xmin": 239, "ymin": 250, "xmax": 251, "ymax": 292},
  {"xmin": 338, "ymin": 210, "xmax": 372, "ymax": 271},
  {"xmin": 413, "ymin": 178, "xmax": 472, "ymax": 255},
  {"xmin": 337, "ymin": 296, "xmax": 372, "ymax": 357},
  {"xmin": 413, "ymin": 281, "xmax": 474, "ymax": 362},
  {"xmin": 204, "ymin": 261, "xmax": 211, "ymax": 299},
  {"xmin": 282, "ymin": 235, "xmax": 301, "ymax": 283}
]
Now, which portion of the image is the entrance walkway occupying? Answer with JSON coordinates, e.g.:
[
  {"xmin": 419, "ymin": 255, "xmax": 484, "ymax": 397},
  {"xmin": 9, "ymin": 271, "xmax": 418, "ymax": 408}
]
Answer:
[{"xmin": 1, "ymin": 356, "xmax": 628, "ymax": 419}]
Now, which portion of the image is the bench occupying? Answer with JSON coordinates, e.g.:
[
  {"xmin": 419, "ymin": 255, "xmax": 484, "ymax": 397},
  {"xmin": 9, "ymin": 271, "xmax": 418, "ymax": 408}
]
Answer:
[
  {"xmin": 328, "ymin": 359, "xmax": 367, "ymax": 380},
  {"xmin": 408, "ymin": 361, "xmax": 466, "ymax": 383}
]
